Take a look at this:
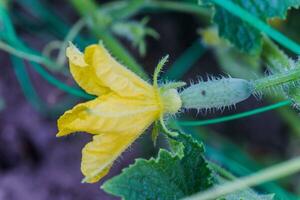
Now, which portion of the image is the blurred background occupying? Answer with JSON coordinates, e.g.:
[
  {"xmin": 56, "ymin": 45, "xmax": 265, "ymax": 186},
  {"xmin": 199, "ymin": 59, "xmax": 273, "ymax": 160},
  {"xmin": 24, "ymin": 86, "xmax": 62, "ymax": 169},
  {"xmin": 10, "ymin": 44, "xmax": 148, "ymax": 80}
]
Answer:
[{"xmin": 1, "ymin": 0, "xmax": 300, "ymax": 199}]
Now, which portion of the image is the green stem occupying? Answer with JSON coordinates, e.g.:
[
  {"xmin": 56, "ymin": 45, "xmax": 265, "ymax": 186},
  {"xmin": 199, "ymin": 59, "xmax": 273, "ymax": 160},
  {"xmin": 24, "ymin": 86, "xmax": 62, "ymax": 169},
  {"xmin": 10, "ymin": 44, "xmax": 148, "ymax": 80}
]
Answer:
[
  {"xmin": 0, "ymin": 4, "xmax": 65, "ymax": 72},
  {"xmin": 253, "ymin": 67, "xmax": 300, "ymax": 91},
  {"xmin": 56, "ymin": 18, "xmax": 86, "ymax": 66},
  {"xmin": 69, "ymin": 0, "xmax": 211, "ymax": 80},
  {"xmin": 0, "ymin": 2, "xmax": 91, "ymax": 100},
  {"xmin": 185, "ymin": 127, "xmax": 298, "ymax": 199},
  {"xmin": 69, "ymin": 0, "xmax": 148, "ymax": 79},
  {"xmin": 208, "ymin": 161, "xmax": 236, "ymax": 181},
  {"xmin": 262, "ymin": 38, "xmax": 300, "ymax": 109},
  {"xmin": 144, "ymin": 0, "xmax": 210, "ymax": 17},
  {"xmin": 30, "ymin": 62, "xmax": 94, "ymax": 99},
  {"xmin": 102, "ymin": 0, "xmax": 145, "ymax": 21},
  {"xmin": 262, "ymin": 37, "xmax": 291, "ymax": 73},
  {"xmin": 177, "ymin": 100, "xmax": 290, "ymax": 126},
  {"xmin": 184, "ymin": 156, "xmax": 300, "ymax": 200},
  {"xmin": 11, "ymin": 56, "xmax": 43, "ymax": 111},
  {"xmin": 0, "ymin": 40, "xmax": 62, "ymax": 71},
  {"xmin": 102, "ymin": 0, "xmax": 210, "ymax": 18},
  {"xmin": 69, "ymin": 0, "xmax": 98, "ymax": 16}
]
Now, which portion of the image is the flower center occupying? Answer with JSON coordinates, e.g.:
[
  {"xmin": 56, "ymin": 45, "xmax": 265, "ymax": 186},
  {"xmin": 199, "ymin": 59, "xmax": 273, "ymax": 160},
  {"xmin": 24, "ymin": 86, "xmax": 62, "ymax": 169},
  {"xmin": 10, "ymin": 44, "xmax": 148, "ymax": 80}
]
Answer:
[{"xmin": 159, "ymin": 88, "xmax": 182, "ymax": 114}]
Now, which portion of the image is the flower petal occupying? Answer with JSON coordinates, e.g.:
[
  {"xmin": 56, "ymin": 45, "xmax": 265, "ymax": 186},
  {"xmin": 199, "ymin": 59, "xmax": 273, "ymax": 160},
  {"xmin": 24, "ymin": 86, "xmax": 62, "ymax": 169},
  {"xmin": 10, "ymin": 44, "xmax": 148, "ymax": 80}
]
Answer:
[
  {"xmin": 66, "ymin": 43, "xmax": 109, "ymax": 96},
  {"xmin": 84, "ymin": 44, "xmax": 153, "ymax": 98},
  {"xmin": 57, "ymin": 94, "xmax": 159, "ymax": 137},
  {"xmin": 81, "ymin": 131, "xmax": 141, "ymax": 183}
]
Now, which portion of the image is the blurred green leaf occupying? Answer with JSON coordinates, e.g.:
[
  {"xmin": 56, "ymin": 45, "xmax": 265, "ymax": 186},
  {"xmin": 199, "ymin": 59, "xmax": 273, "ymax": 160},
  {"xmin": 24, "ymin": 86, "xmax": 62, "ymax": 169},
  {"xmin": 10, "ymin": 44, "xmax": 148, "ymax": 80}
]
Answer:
[
  {"xmin": 200, "ymin": 0, "xmax": 300, "ymax": 53},
  {"xmin": 102, "ymin": 0, "xmax": 145, "ymax": 21},
  {"xmin": 111, "ymin": 17, "xmax": 159, "ymax": 56},
  {"xmin": 0, "ymin": 97, "xmax": 5, "ymax": 111},
  {"xmin": 200, "ymin": 27, "xmax": 261, "ymax": 79},
  {"xmin": 102, "ymin": 132, "xmax": 212, "ymax": 200}
]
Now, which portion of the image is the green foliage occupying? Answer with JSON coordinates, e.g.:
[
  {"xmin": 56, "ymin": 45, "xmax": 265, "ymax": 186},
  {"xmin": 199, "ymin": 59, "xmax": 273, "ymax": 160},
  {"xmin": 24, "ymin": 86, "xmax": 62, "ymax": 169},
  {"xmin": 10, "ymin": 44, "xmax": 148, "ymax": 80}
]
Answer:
[
  {"xmin": 5, "ymin": 0, "xmax": 300, "ymax": 199},
  {"xmin": 111, "ymin": 17, "xmax": 159, "ymax": 56},
  {"xmin": 200, "ymin": 0, "xmax": 300, "ymax": 53},
  {"xmin": 0, "ymin": 97, "xmax": 5, "ymax": 111},
  {"xmin": 200, "ymin": 27, "xmax": 260, "ymax": 79},
  {"xmin": 0, "ymin": 0, "xmax": 8, "ymax": 7},
  {"xmin": 102, "ymin": 131, "xmax": 277, "ymax": 200},
  {"xmin": 102, "ymin": 133, "xmax": 212, "ymax": 200},
  {"xmin": 215, "ymin": 176, "xmax": 275, "ymax": 200},
  {"xmin": 261, "ymin": 38, "xmax": 300, "ymax": 109}
]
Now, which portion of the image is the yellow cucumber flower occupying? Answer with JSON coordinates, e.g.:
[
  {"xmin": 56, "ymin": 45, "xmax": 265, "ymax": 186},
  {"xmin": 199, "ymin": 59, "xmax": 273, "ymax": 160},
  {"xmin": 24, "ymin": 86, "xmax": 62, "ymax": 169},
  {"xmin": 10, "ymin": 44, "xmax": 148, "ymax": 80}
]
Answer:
[{"xmin": 57, "ymin": 42, "xmax": 184, "ymax": 183}]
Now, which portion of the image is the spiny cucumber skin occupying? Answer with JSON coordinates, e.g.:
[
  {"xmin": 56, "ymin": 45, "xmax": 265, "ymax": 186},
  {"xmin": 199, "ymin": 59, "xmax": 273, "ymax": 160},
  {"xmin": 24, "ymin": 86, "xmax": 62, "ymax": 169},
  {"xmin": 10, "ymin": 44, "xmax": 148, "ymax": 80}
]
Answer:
[{"xmin": 180, "ymin": 78, "xmax": 254, "ymax": 110}]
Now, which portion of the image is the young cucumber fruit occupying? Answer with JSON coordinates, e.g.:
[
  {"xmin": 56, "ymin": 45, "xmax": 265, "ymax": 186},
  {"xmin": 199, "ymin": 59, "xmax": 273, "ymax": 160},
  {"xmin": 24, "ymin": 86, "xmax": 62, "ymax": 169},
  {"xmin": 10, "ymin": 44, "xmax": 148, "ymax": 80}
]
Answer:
[{"xmin": 180, "ymin": 77, "xmax": 254, "ymax": 110}]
